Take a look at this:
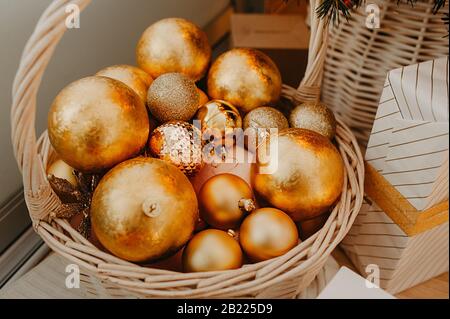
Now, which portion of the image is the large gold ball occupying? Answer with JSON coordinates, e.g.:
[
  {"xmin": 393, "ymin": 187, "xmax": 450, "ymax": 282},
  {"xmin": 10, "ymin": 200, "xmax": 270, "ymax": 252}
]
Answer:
[
  {"xmin": 251, "ymin": 128, "xmax": 344, "ymax": 221},
  {"xmin": 149, "ymin": 121, "xmax": 203, "ymax": 176},
  {"xmin": 48, "ymin": 76, "xmax": 149, "ymax": 173},
  {"xmin": 182, "ymin": 229, "xmax": 243, "ymax": 272},
  {"xmin": 289, "ymin": 102, "xmax": 336, "ymax": 140},
  {"xmin": 207, "ymin": 48, "xmax": 282, "ymax": 113},
  {"xmin": 96, "ymin": 65, "xmax": 153, "ymax": 104},
  {"xmin": 239, "ymin": 208, "xmax": 298, "ymax": 262},
  {"xmin": 91, "ymin": 157, "xmax": 198, "ymax": 263},
  {"xmin": 136, "ymin": 18, "xmax": 211, "ymax": 81},
  {"xmin": 199, "ymin": 173, "xmax": 255, "ymax": 230},
  {"xmin": 147, "ymin": 73, "xmax": 199, "ymax": 122}
]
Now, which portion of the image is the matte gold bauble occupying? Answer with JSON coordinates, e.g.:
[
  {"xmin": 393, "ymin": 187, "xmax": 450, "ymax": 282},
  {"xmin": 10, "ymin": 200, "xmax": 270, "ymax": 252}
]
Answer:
[
  {"xmin": 207, "ymin": 48, "xmax": 282, "ymax": 113},
  {"xmin": 251, "ymin": 128, "xmax": 344, "ymax": 221},
  {"xmin": 297, "ymin": 212, "xmax": 330, "ymax": 240},
  {"xmin": 289, "ymin": 102, "xmax": 336, "ymax": 140},
  {"xmin": 195, "ymin": 100, "xmax": 242, "ymax": 142},
  {"xmin": 136, "ymin": 18, "xmax": 211, "ymax": 81},
  {"xmin": 96, "ymin": 65, "xmax": 153, "ymax": 103},
  {"xmin": 91, "ymin": 157, "xmax": 198, "ymax": 263},
  {"xmin": 149, "ymin": 121, "xmax": 203, "ymax": 176},
  {"xmin": 239, "ymin": 208, "xmax": 298, "ymax": 262},
  {"xmin": 48, "ymin": 76, "xmax": 149, "ymax": 173},
  {"xmin": 197, "ymin": 88, "xmax": 209, "ymax": 108},
  {"xmin": 47, "ymin": 159, "xmax": 77, "ymax": 187},
  {"xmin": 182, "ymin": 229, "xmax": 243, "ymax": 272},
  {"xmin": 147, "ymin": 73, "xmax": 199, "ymax": 122},
  {"xmin": 243, "ymin": 106, "xmax": 289, "ymax": 153},
  {"xmin": 199, "ymin": 173, "xmax": 255, "ymax": 230}
]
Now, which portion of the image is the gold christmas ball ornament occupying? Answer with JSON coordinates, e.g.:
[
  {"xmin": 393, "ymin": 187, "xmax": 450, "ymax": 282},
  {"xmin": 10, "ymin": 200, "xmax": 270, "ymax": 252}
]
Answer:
[
  {"xmin": 182, "ymin": 229, "xmax": 243, "ymax": 272},
  {"xmin": 197, "ymin": 88, "xmax": 209, "ymax": 108},
  {"xmin": 48, "ymin": 76, "xmax": 149, "ymax": 173},
  {"xmin": 207, "ymin": 48, "xmax": 282, "ymax": 113},
  {"xmin": 136, "ymin": 18, "xmax": 211, "ymax": 81},
  {"xmin": 251, "ymin": 128, "xmax": 344, "ymax": 221},
  {"xmin": 243, "ymin": 106, "xmax": 289, "ymax": 153},
  {"xmin": 199, "ymin": 173, "xmax": 255, "ymax": 230},
  {"xmin": 47, "ymin": 159, "xmax": 77, "ymax": 187},
  {"xmin": 147, "ymin": 73, "xmax": 199, "ymax": 122},
  {"xmin": 195, "ymin": 100, "xmax": 242, "ymax": 142},
  {"xmin": 239, "ymin": 208, "xmax": 298, "ymax": 262},
  {"xmin": 91, "ymin": 157, "xmax": 198, "ymax": 263},
  {"xmin": 96, "ymin": 65, "xmax": 153, "ymax": 103},
  {"xmin": 149, "ymin": 121, "xmax": 203, "ymax": 175},
  {"xmin": 289, "ymin": 102, "xmax": 337, "ymax": 140}
]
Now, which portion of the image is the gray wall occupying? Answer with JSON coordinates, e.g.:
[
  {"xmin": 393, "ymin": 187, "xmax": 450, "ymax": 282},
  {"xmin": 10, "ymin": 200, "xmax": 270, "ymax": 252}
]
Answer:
[{"xmin": 0, "ymin": 0, "xmax": 229, "ymax": 204}]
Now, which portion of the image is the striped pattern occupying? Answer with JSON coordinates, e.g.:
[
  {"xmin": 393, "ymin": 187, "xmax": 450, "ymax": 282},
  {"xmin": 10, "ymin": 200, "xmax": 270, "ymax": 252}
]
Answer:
[{"xmin": 342, "ymin": 57, "xmax": 449, "ymax": 294}]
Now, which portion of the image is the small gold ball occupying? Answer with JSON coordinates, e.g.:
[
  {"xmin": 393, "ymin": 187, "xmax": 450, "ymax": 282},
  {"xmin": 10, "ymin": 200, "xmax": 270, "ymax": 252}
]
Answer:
[
  {"xmin": 147, "ymin": 73, "xmax": 199, "ymax": 123},
  {"xmin": 48, "ymin": 76, "xmax": 149, "ymax": 173},
  {"xmin": 96, "ymin": 65, "xmax": 153, "ymax": 104},
  {"xmin": 182, "ymin": 229, "xmax": 243, "ymax": 272},
  {"xmin": 199, "ymin": 173, "xmax": 255, "ymax": 230},
  {"xmin": 240, "ymin": 208, "xmax": 298, "ymax": 262},
  {"xmin": 289, "ymin": 102, "xmax": 337, "ymax": 140},
  {"xmin": 47, "ymin": 159, "xmax": 77, "ymax": 187},
  {"xmin": 207, "ymin": 48, "xmax": 282, "ymax": 113},
  {"xmin": 136, "ymin": 18, "xmax": 211, "ymax": 81}
]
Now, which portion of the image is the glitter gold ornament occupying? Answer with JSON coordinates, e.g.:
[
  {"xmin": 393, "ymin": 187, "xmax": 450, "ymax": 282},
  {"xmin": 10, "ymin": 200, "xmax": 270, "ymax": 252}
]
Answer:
[
  {"xmin": 251, "ymin": 128, "xmax": 344, "ymax": 221},
  {"xmin": 243, "ymin": 106, "xmax": 289, "ymax": 153},
  {"xmin": 147, "ymin": 73, "xmax": 199, "ymax": 123},
  {"xmin": 207, "ymin": 48, "xmax": 282, "ymax": 113},
  {"xmin": 47, "ymin": 159, "xmax": 77, "ymax": 187},
  {"xmin": 197, "ymin": 88, "xmax": 209, "ymax": 108},
  {"xmin": 289, "ymin": 102, "xmax": 337, "ymax": 140},
  {"xmin": 136, "ymin": 18, "xmax": 211, "ymax": 81},
  {"xmin": 91, "ymin": 157, "xmax": 198, "ymax": 263},
  {"xmin": 149, "ymin": 121, "xmax": 203, "ymax": 175},
  {"xmin": 48, "ymin": 76, "xmax": 149, "ymax": 173},
  {"xmin": 195, "ymin": 100, "xmax": 242, "ymax": 142},
  {"xmin": 239, "ymin": 208, "xmax": 298, "ymax": 262},
  {"xmin": 96, "ymin": 65, "xmax": 153, "ymax": 104},
  {"xmin": 182, "ymin": 229, "xmax": 243, "ymax": 272},
  {"xmin": 199, "ymin": 173, "xmax": 255, "ymax": 230}
]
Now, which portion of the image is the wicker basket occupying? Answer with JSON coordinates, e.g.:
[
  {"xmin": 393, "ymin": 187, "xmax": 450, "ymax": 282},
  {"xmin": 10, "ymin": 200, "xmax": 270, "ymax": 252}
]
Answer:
[
  {"xmin": 10, "ymin": 0, "xmax": 364, "ymax": 298},
  {"xmin": 322, "ymin": 0, "xmax": 449, "ymax": 146}
]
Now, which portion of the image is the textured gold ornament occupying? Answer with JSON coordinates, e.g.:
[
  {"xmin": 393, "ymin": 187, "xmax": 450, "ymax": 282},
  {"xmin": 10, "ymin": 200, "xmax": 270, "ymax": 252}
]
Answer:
[
  {"xmin": 149, "ymin": 121, "xmax": 203, "ymax": 176},
  {"xmin": 251, "ymin": 128, "xmax": 344, "ymax": 221},
  {"xmin": 96, "ymin": 65, "xmax": 153, "ymax": 103},
  {"xmin": 147, "ymin": 73, "xmax": 199, "ymax": 123},
  {"xmin": 136, "ymin": 18, "xmax": 211, "ymax": 81},
  {"xmin": 243, "ymin": 106, "xmax": 289, "ymax": 153},
  {"xmin": 289, "ymin": 102, "xmax": 337, "ymax": 140},
  {"xmin": 199, "ymin": 173, "xmax": 255, "ymax": 230},
  {"xmin": 239, "ymin": 208, "xmax": 298, "ymax": 262},
  {"xmin": 182, "ymin": 229, "xmax": 243, "ymax": 272},
  {"xmin": 207, "ymin": 48, "xmax": 282, "ymax": 113},
  {"xmin": 48, "ymin": 76, "xmax": 149, "ymax": 173},
  {"xmin": 91, "ymin": 157, "xmax": 198, "ymax": 263}
]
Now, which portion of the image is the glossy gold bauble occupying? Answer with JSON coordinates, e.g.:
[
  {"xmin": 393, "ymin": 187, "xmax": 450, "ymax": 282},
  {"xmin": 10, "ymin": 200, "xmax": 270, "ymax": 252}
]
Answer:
[
  {"xmin": 195, "ymin": 100, "xmax": 242, "ymax": 142},
  {"xmin": 96, "ymin": 65, "xmax": 153, "ymax": 103},
  {"xmin": 48, "ymin": 76, "xmax": 149, "ymax": 173},
  {"xmin": 149, "ymin": 121, "xmax": 203, "ymax": 176},
  {"xmin": 239, "ymin": 208, "xmax": 298, "ymax": 262},
  {"xmin": 91, "ymin": 157, "xmax": 198, "ymax": 263},
  {"xmin": 197, "ymin": 88, "xmax": 209, "ymax": 108},
  {"xmin": 199, "ymin": 173, "xmax": 255, "ymax": 230},
  {"xmin": 207, "ymin": 48, "xmax": 282, "ymax": 113},
  {"xmin": 182, "ymin": 229, "xmax": 243, "ymax": 272},
  {"xmin": 47, "ymin": 159, "xmax": 78, "ymax": 187},
  {"xmin": 243, "ymin": 106, "xmax": 289, "ymax": 153},
  {"xmin": 136, "ymin": 18, "xmax": 211, "ymax": 81},
  {"xmin": 297, "ymin": 212, "xmax": 329, "ymax": 240},
  {"xmin": 147, "ymin": 73, "xmax": 199, "ymax": 122},
  {"xmin": 251, "ymin": 128, "xmax": 344, "ymax": 221},
  {"xmin": 289, "ymin": 102, "xmax": 336, "ymax": 140}
]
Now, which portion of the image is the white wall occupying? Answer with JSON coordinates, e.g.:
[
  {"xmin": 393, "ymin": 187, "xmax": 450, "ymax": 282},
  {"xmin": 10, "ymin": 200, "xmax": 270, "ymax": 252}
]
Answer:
[{"xmin": 0, "ymin": 0, "xmax": 229, "ymax": 204}]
